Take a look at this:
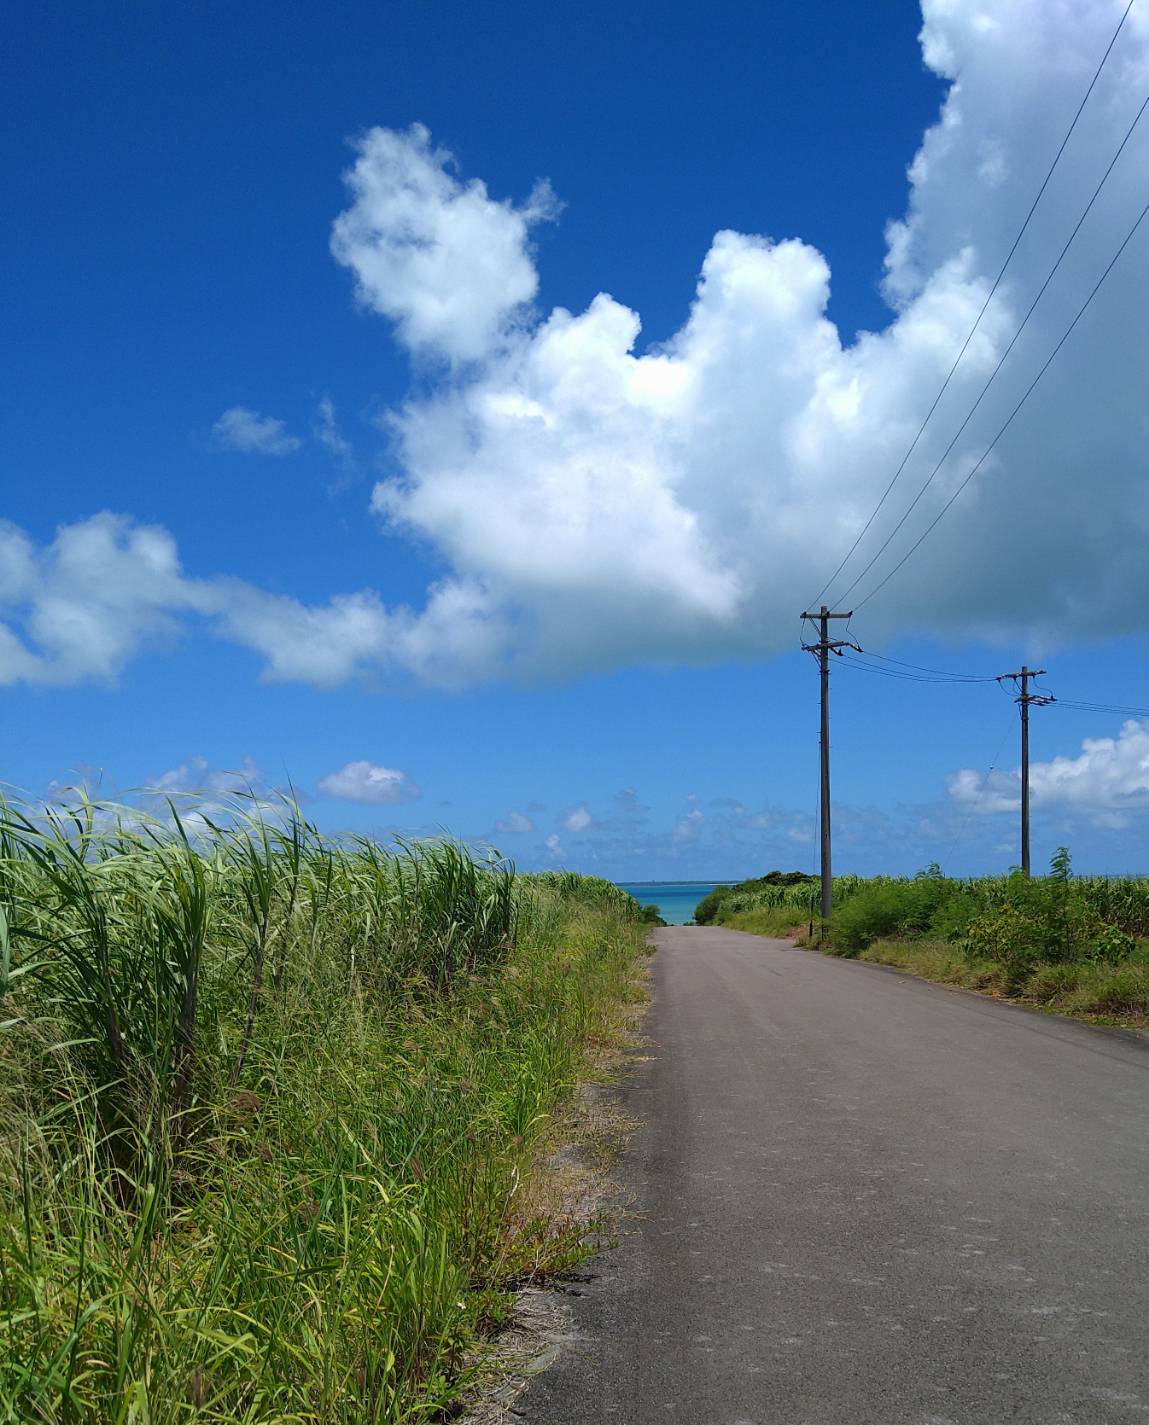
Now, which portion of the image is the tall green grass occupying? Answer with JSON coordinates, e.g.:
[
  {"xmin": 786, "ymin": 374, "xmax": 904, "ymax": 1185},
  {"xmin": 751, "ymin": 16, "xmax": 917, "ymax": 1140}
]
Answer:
[{"xmin": 0, "ymin": 794, "xmax": 646, "ymax": 1422}]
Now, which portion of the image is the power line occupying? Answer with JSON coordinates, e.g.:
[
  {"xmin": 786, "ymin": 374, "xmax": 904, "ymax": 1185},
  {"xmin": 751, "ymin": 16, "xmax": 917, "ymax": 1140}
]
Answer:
[
  {"xmin": 808, "ymin": 0, "xmax": 1137, "ymax": 610},
  {"xmin": 1051, "ymin": 699, "xmax": 1149, "ymax": 718},
  {"xmin": 850, "ymin": 194, "xmax": 1149, "ymax": 612},
  {"xmin": 836, "ymin": 649, "xmax": 1149, "ymax": 716},
  {"xmin": 838, "ymin": 87, "xmax": 1149, "ymax": 609},
  {"xmin": 836, "ymin": 658, "xmax": 991, "ymax": 686},
  {"xmin": 852, "ymin": 649, "xmax": 999, "ymax": 682}
]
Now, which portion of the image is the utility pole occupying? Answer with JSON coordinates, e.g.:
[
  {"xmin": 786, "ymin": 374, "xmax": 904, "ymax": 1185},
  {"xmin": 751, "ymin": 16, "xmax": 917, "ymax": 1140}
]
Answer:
[
  {"xmin": 998, "ymin": 665, "xmax": 1055, "ymax": 873},
  {"xmin": 800, "ymin": 606, "xmax": 855, "ymax": 929}
]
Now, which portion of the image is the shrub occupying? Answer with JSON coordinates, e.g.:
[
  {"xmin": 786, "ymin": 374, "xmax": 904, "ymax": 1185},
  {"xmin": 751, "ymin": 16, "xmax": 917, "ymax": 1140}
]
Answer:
[
  {"xmin": 828, "ymin": 869, "xmax": 966, "ymax": 956},
  {"xmin": 1086, "ymin": 922, "xmax": 1139, "ymax": 963},
  {"xmin": 830, "ymin": 883, "xmax": 916, "ymax": 955},
  {"xmin": 693, "ymin": 885, "xmax": 731, "ymax": 925},
  {"xmin": 963, "ymin": 903, "xmax": 1051, "ymax": 985}
]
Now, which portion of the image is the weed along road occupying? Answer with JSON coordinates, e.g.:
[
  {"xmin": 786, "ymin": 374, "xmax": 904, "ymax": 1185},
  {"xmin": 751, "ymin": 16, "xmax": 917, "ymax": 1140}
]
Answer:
[{"xmin": 520, "ymin": 927, "xmax": 1149, "ymax": 1425}]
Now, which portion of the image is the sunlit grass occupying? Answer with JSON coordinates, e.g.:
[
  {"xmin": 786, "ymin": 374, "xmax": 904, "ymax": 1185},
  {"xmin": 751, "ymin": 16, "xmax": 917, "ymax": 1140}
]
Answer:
[{"xmin": 0, "ymin": 793, "xmax": 645, "ymax": 1422}]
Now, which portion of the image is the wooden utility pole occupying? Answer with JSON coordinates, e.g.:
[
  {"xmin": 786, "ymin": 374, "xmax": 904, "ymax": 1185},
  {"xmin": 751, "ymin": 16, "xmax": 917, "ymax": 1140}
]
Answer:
[
  {"xmin": 800, "ymin": 606, "xmax": 854, "ymax": 928},
  {"xmin": 998, "ymin": 665, "xmax": 1054, "ymax": 873}
]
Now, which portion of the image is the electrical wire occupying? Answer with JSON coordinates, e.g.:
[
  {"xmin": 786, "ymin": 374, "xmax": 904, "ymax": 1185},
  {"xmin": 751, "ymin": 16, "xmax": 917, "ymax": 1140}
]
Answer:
[
  {"xmin": 807, "ymin": 0, "xmax": 1137, "ymax": 611},
  {"xmin": 849, "ymin": 195, "xmax": 1149, "ymax": 612},
  {"xmin": 837, "ymin": 91, "xmax": 1149, "ymax": 609},
  {"xmin": 853, "ymin": 649, "xmax": 999, "ymax": 682},
  {"xmin": 1050, "ymin": 699, "xmax": 1149, "ymax": 717},
  {"xmin": 838, "ymin": 661, "xmax": 1149, "ymax": 718},
  {"xmin": 835, "ymin": 652, "xmax": 1000, "ymax": 686}
]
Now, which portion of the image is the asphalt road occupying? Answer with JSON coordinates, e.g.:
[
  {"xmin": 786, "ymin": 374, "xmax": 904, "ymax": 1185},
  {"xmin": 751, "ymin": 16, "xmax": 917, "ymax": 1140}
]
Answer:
[{"xmin": 519, "ymin": 927, "xmax": 1149, "ymax": 1425}]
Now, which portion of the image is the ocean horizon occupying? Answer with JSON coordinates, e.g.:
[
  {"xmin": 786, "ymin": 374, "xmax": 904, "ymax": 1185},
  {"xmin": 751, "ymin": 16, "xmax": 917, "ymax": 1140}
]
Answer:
[{"xmin": 617, "ymin": 880, "xmax": 736, "ymax": 926}]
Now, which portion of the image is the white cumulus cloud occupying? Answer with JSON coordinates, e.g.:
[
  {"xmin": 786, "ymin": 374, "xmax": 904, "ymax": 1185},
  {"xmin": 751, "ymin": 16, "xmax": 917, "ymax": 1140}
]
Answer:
[
  {"xmin": 0, "ymin": 514, "xmax": 212, "ymax": 685},
  {"xmin": 317, "ymin": 760, "xmax": 421, "ymax": 804},
  {"xmin": 949, "ymin": 718, "xmax": 1149, "ymax": 825},
  {"xmin": 9, "ymin": 2, "xmax": 1149, "ymax": 698},
  {"xmin": 331, "ymin": 123, "xmax": 560, "ymax": 364},
  {"xmin": 345, "ymin": 1, "xmax": 1149, "ymax": 681},
  {"xmin": 0, "ymin": 515, "xmax": 503, "ymax": 690},
  {"xmin": 495, "ymin": 810, "xmax": 535, "ymax": 834},
  {"xmin": 212, "ymin": 406, "xmax": 302, "ymax": 455}
]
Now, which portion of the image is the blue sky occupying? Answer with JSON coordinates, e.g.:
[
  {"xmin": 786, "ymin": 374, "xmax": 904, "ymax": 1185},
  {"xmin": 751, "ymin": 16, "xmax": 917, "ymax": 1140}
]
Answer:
[{"xmin": 5, "ymin": 0, "xmax": 1149, "ymax": 878}]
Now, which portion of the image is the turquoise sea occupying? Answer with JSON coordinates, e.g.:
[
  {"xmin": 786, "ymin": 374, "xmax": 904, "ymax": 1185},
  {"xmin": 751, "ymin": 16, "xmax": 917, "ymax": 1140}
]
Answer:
[{"xmin": 617, "ymin": 881, "xmax": 735, "ymax": 926}]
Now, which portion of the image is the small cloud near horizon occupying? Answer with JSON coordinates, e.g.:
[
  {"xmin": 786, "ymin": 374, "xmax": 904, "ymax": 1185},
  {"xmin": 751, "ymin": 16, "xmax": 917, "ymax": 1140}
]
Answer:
[{"xmin": 317, "ymin": 760, "xmax": 421, "ymax": 804}]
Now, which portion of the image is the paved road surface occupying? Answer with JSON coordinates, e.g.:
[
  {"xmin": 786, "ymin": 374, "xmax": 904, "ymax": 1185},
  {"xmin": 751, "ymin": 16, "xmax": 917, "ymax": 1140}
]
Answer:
[{"xmin": 519, "ymin": 927, "xmax": 1149, "ymax": 1425}]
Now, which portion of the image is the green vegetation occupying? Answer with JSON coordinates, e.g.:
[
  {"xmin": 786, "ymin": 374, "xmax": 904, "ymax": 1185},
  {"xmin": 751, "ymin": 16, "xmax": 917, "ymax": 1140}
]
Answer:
[
  {"xmin": 0, "ymin": 795, "xmax": 648, "ymax": 1423},
  {"xmin": 693, "ymin": 871, "xmax": 817, "ymax": 930},
  {"xmin": 703, "ymin": 854, "xmax": 1149, "ymax": 1022}
]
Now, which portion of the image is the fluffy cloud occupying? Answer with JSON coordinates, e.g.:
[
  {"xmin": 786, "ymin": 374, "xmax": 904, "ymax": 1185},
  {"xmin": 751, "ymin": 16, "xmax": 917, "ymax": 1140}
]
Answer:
[
  {"xmin": 495, "ymin": 810, "xmax": 535, "ymax": 834},
  {"xmin": 8, "ymin": 3, "xmax": 1149, "ymax": 695},
  {"xmin": 0, "ymin": 514, "xmax": 497, "ymax": 689},
  {"xmin": 212, "ymin": 584, "xmax": 391, "ymax": 687},
  {"xmin": 316, "ymin": 760, "xmax": 421, "ymax": 804},
  {"xmin": 947, "ymin": 765, "xmax": 1021, "ymax": 815},
  {"xmin": 331, "ymin": 123, "xmax": 559, "ymax": 364},
  {"xmin": 949, "ymin": 718, "xmax": 1149, "ymax": 825},
  {"xmin": 356, "ymin": 1, "xmax": 1149, "ymax": 679},
  {"xmin": 0, "ymin": 514, "xmax": 212, "ymax": 685},
  {"xmin": 212, "ymin": 406, "xmax": 301, "ymax": 455}
]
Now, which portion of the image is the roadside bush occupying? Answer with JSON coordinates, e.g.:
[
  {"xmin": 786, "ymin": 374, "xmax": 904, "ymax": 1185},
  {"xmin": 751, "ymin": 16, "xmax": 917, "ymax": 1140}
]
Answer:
[
  {"xmin": 829, "ymin": 866, "xmax": 965, "ymax": 956},
  {"xmin": 830, "ymin": 883, "xmax": 917, "ymax": 956},
  {"xmin": 930, "ymin": 888, "xmax": 980, "ymax": 941},
  {"xmin": 963, "ymin": 903, "xmax": 1050, "ymax": 986},
  {"xmin": 1086, "ymin": 922, "xmax": 1139, "ymax": 963},
  {"xmin": 693, "ymin": 885, "xmax": 731, "ymax": 925},
  {"xmin": 957, "ymin": 851, "xmax": 1137, "ymax": 975}
]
